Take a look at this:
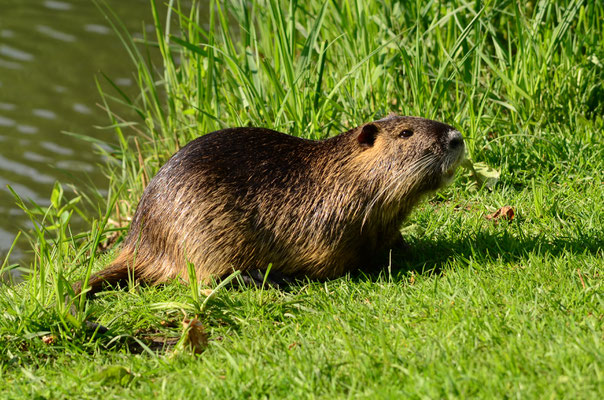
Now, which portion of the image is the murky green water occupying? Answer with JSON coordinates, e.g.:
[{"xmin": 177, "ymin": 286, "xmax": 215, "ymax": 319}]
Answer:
[{"xmin": 0, "ymin": 0, "xmax": 160, "ymax": 263}]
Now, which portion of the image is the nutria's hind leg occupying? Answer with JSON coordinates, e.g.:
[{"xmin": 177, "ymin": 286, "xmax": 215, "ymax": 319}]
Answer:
[{"xmin": 233, "ymin": 269, "xmax": 295, "ymax": 289}]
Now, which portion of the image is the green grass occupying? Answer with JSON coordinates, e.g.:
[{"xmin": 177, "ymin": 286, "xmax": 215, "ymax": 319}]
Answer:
[{"xmin": 1, "ymin": 0, "xmax": 603, "ymax": 398}]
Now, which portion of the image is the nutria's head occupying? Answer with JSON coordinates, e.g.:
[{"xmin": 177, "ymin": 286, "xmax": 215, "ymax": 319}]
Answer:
[{"xmin": 353, "ymin": 115, "xmax": 465, "ymax": 217}]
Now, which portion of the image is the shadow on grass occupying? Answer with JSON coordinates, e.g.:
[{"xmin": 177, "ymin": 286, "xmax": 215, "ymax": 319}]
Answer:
[{"xmin": 376, "ymin": 229, "xmax": 604, "ymax": 280}]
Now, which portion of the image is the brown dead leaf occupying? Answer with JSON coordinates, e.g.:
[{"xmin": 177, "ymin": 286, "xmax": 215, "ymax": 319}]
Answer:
[
  {"xmin": 288, "ymin": 342, "xmax": 300, "ymax": 350},
  {"xmin": 200, "ymin": 289, "xmax": 214, "ymax": 297},
  {"xmin": 42, "ymin": 335, "xmax": 56, "ymax": 345},
  {"xmin": 486, "ymin": 206, "xmax": 515, "ymax": 223},
  {"xmin": 182, "ymin": 317, "xmax": 208, "ymax": 354}
]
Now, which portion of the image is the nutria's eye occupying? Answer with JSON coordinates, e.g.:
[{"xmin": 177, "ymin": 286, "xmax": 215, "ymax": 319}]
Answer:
[{"xmin": 399, "ymin": 129, "xmax": 413, "ymax": 138}]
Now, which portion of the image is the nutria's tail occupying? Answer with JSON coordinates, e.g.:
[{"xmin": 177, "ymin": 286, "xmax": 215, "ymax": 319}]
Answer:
[{"xmin": 72, "ymin": 251, "xmax": 135, "ymax": 299}]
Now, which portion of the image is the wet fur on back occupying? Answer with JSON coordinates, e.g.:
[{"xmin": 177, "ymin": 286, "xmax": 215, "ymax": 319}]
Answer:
[{"xmin": 78, "ymin": 115, "xmax": 464, "ymax": 296}]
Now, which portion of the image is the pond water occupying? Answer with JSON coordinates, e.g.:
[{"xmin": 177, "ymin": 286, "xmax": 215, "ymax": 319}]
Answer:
[{"xmin": 0, "ymin": 0, "xmax": 162, "ymax": 264}]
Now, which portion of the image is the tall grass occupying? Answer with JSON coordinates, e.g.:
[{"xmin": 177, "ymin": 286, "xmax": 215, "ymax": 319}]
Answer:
[
  {"xmin": 99, "ymin": 0, "xmax": 602, "ymax": 201},
  {"xmin": 1, "ymin": 0, "xmax": 602, "ymax": 398}
]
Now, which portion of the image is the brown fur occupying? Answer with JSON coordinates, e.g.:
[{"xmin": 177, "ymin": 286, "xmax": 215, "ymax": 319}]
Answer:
[{"xmin": 76, "ymin": 115, "xmax": 464, "ymax": 296}]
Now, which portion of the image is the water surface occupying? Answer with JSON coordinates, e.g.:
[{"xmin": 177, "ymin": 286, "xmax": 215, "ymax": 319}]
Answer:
[{"xmin": 0, "ymin": 0, "xmax": 159, "ymax": 264}]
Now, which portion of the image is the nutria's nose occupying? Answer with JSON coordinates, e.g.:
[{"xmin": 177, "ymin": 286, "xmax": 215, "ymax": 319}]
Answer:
[{"xmin": 448, "ymin": 130, "xmax": 464, "ymax": 149}]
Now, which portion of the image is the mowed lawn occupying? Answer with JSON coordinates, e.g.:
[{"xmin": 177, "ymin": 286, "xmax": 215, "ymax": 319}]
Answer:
[{"xmin": 1, "ymin": 0, "xmax": 602, "ymax": 398}]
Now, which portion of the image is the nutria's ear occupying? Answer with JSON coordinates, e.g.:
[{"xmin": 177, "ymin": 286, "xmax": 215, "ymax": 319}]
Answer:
[{"xmin": 357, "ymin": 124, "xmax": 379, "ymax": 148}]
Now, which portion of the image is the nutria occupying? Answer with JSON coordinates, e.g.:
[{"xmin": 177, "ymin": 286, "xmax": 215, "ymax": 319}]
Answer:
[{"xmin": 75, "ymin": 115, "xmax": 464, "ymax": 296}]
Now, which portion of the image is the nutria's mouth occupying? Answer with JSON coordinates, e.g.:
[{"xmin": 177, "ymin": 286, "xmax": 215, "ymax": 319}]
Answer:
[{"xmin": 441, "ymin": 146, "xmax": 466, "ymax": 182}]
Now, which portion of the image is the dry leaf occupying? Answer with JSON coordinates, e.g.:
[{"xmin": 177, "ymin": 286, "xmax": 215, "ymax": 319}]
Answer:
[
  {"xmin": 41, "ymin": 335, "xmax": 56, "ymax": 345},
  {"xmin": 486, "ymin": 206, "xmax": 515, "ymax": 222},
  {"xmin": 200, "ymin": 289, "xmax": 214, "ymax": 297},
  {"xmin": 182, "ymin": 317, "xmax": 208, "ymax": 354}
]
